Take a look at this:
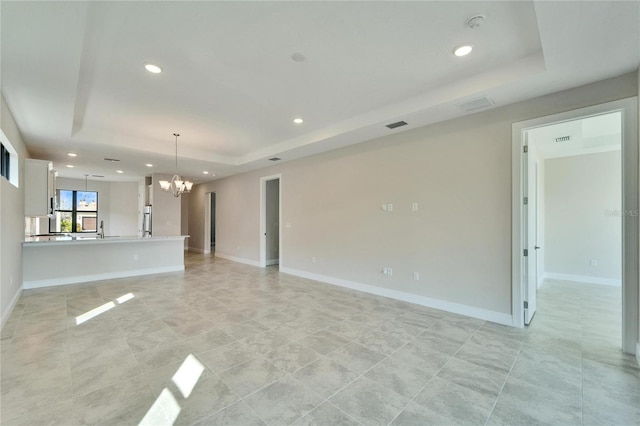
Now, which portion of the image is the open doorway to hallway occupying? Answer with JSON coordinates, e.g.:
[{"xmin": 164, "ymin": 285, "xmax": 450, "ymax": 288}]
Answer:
[
  {"xmin": 526, "ymin": 112, "xmax": 622, "ymax": 351},
  {"xmin": 512, "ymin": 97, "xmax": 638, "ymax": 355},
  {"xmin": 260, "ymin": 175, "xmax": 281, "ymax": 268}
]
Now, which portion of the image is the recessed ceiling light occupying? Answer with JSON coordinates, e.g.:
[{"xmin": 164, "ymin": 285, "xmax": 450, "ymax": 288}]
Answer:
[
  {"xmin": 144, "ymin": 64, "xmax": 162, "ymax": 74},
  {"xmin": 66, "ymin": 164, "xmax": 74, "ymax": 168},
  {"xmin": 293, "ymin": 118, "xmax": 304, "ymax": 124},
  {"xmin": 203, "ymin": 171, "xmax": 209, "ymax": 174},
  {"xmin": 453, "ymin": 44, "xmax": 473, "ymax": 57},
  {"xmin": 145, "ymin": 163, "xmax": 153, "ymax": 167},
  {"xmin": 67, "ymin": 152, "xmax": 77, "ymax": 157},
  {"xmin": 116, "ymin": 170, "xmax": 124, "ymax": 174}
]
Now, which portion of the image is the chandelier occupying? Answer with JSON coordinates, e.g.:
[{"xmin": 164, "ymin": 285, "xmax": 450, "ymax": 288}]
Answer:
[{"xmin": 159, "ymin": 133, "xmax": 193, "ymax": 197}]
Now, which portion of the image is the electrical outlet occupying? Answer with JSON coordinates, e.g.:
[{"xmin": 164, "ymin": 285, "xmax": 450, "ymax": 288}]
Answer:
[
  {"xmin": 133, "ymin": 254, "xmax": 138, "ymax": 261},
  {"xmin": 381, "ymin": 204, "xmax": 387, "ymax": 211},
  {"xmin": 413, "ymin": 272, "xmax": 419, "ymax": 281},
  {"xmin": 387, "ymin": 204, "xmax": 393, "ymax": 212},
  {"xmin": 590, "ymin": 259, "xmax": 598, "ymax": 267},
  {"xmin": 412, "ymin": 202, "xmax": 418, "ymax": 211},
  {"xmin": 387, "ymin": 268, "xmax": 393, "ymax": 276}
]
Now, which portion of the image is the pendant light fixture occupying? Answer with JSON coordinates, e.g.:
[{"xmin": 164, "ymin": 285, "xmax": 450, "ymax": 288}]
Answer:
[{"xmin": 159, "ymin": 133, "xmax": 193, "ymax": 197}]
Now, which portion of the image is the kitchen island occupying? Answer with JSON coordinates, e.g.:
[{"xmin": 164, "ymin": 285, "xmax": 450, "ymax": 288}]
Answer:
[{"xmin": 23, "ymin": 235, "xmax": 188, "ymax": 289}]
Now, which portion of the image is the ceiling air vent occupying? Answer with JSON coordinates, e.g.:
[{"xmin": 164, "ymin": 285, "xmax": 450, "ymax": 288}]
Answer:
[
  {"xmin": 458, "ymin": 96, "xmax": 494, "ymax": 112},
  {"xmin": 386, "ymin": 121, "xmax": 408, "ymax": 129},
  {"xmin": 555, "ymin": 135, "xmax": 572, "ymax": 143},
  {"xmin": 269, "ymin": 157, "xmax": 281, "ymax": 162},
  {"xmin": 92, "ymin": 175, "xmax": 105, "ymax": 178},
  {"xmin": 104, "ymin": 158, "xmax": 120, "ymax": 162}
]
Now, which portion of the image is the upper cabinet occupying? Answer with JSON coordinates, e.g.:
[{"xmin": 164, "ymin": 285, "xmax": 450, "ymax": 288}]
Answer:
[{"xmin": 24, "ymin": 159, "xmax": 57, "ymax": 217}]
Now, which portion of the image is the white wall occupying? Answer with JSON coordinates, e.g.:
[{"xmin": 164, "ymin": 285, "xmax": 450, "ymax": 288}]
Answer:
[
  {"xmin": 151, "ymin": 173, "xmax": 182, "ymax": 236},
  {"xmin": 188, "ymin": 73, "xmax": 637, "ymax": 322},
  {"xmin": 545, "ymin": 151, "xmax": 622, "ymax": 284},
  {"xmin": 1, "ymin": 94, "xmax": 29, "ymax": 327},
  {"xmin": 637, "ymin": 69, "xmax": 640, "ymax": 361},
  {"xmin": 54, "ymin": 178, "xmax": 138, "ymax": 237},
  {"xmin": 109, "ymin": 182, "xmax": 139, "ymax": 236},
  {"xmin": 181, "ymin": 193, "xmax": 189, "ymax": 249}
]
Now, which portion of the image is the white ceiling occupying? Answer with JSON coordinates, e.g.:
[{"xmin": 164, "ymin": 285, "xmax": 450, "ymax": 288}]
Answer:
[
  {"xmin": 1, "ymin": 1, "xmax": 638, "ymax": 183},
  {"xmin": 528, "ymin": 111, "xmax": 622, "ymax": 159}
]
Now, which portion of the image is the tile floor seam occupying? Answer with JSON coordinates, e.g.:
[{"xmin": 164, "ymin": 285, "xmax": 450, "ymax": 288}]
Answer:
[
  {"xmin": 324, "ymin": 399, "xmax": 367, "ymax": 426},
  {"xmin": 385, "ymin": 320, "xmax": 485, "ymax": 425},
  {"xmin": 482, "ymin": 329, "xmax": 527, "ymax": 426}
]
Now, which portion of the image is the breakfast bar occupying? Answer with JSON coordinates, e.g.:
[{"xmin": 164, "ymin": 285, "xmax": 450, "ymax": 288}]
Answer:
[{"xmin": 22, "ymin": 235, "xmax": 188, "ymax": 289}]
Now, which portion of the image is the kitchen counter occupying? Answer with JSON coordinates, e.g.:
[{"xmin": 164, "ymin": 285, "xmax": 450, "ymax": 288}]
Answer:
[
  {"xmin": 23, "ymin": 235, "xmax": 188, "ymax": 289},
  {"xmin": 24, "ymin": 235, "xmax": 187, "ymax": 245}
]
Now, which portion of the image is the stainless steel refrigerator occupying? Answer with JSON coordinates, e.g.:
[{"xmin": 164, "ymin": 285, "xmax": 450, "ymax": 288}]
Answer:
[{"xmin": 142, "ymin": 205, "xmax": 152, "ymax": 236}]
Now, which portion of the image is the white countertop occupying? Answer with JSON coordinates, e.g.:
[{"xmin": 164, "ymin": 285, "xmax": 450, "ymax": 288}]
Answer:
[{"xmin": 23, "ymin": 235, "xmax": 188, "ymax": 246}]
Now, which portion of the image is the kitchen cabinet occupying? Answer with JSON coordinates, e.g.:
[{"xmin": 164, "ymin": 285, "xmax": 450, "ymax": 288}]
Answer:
[{"xmin": 24, "ymin": 159, "xmax": 57, "ymax": 217}]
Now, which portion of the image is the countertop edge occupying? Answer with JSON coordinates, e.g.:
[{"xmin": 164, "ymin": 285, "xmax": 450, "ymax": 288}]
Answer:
[{"xmin": 23, "ymin": 235, "xmax": 189, "ymax": 246}]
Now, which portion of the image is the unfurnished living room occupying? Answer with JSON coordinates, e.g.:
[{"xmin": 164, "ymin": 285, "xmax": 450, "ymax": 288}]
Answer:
[{"xmin": 1, "ymin": 1, "xmax": 639, "ymax": 425}]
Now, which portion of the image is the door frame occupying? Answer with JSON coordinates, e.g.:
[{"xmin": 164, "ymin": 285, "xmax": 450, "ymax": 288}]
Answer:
[
  {"xmin": 511, "ymin": 97, "xmax": 638, "ymax": 355},
  {"xmin": 259, "ymin": 174, "xmax": 282, "ymax": 268}
]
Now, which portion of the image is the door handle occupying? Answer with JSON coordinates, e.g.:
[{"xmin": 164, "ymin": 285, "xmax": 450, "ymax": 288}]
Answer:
[{"xmin": 535, "ymin": 246, "xmax": 541, "ymax": 250}]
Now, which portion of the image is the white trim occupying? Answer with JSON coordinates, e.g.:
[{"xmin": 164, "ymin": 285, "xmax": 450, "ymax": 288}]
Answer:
[
  {"xmin": 259, "ymin": 174, "xmax": 282, "ymax": 268},
  {"xmin": 266, "ymin": 259, "xmax": 279, "ymax": 266},
  {"xmin": 1, "ymin": 287, "xmax": 23, "ymax": 329},
  {"xmin": 215, "ymin": 252, "xmax": 261, "ymax": 267},
  {"xmin": 23, "ymin": 266, "xmax": 184, "ymax": 289},
  {"xmin": 511, "ymin": 97, "xmax": 638, "ymax": 354},
  {"xmin": 544, "ymin": 273, "xmax": 621, "ymax": 287},
  {"xmin": 636, "ymin": 342, "xmax": 639, "ymax": 365},
  {"xmin": 280, "ymin": 267, "xmax": 513, "ymax": 326}
]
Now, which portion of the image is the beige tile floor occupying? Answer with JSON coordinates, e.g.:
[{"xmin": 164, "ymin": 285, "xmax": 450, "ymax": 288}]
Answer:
[{"xmin": 1, "ymin": 252, "xmax": 639, "ymax": 425}]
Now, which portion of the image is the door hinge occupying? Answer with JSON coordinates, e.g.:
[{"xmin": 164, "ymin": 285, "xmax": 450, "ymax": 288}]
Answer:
[
  {"xmin": 523, "ymin": 145, "xmax": 528, "ymax": 153},
  {"xmin": 524, "ymin": 301, "xmax": 529, "ymax": 309},
  {"xmin": 523, "ymin": 197, "xmax": 528, "ymax": 205},
  {"xmin": 523, "ymin": 249, "xmax": 528, "ymax": 256}
]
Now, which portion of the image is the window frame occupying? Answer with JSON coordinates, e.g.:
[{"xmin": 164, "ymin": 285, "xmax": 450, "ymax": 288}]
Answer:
[{"xmin": 50, "ymin": 189, "xmax": 99, "ymax": 233}]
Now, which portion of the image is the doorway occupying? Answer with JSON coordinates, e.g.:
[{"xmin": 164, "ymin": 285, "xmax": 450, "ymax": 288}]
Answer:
[
  {"xmin": 260, "ymin": 175, "xmax": 281, "ymax": 267},
  {"xmin": 512, "ymin": 97, "xmax": 638, "ymax": 354},
  {"xmin": 211, "ymin": 193, "xmax": 216, "ymax": 250},
  {"xmin": 203, "ymin": 192, "xmax": 215, "ymax": 254}
]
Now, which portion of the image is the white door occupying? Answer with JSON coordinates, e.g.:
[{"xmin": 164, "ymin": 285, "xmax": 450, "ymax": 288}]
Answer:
[{"xmin": 523, "ymin": 140, "xmax": 538, "ymax": 324}]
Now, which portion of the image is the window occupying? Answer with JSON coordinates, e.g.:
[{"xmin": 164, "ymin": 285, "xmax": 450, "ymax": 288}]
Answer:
[
  {"xmin": 0, "ymin": 130, "xmax": 19, "ymax": 187},
  {"xmin": 50, "ymin": 190, "xmax": 98, "ymax": 233},
  {"xmin": 1, "ymin": 142, "xmax": 10, "ymax": 181}
]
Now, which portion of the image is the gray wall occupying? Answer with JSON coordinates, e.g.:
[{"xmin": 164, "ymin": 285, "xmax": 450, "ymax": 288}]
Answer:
[
  {"xmin": 188, "ymin": 73, "xmax": 637, "ymax": 319},
  {"xmin": 1, "ymin": 94, "xmax": 28, "ymax": 326},
  {"xmin": 545, "ymin": 151, "xmax": 622, "ymax": 283}
]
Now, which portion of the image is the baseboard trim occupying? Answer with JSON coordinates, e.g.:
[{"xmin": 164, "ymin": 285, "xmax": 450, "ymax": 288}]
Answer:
[
  {"xmin": 23, "ymin": 266, "xmax": 185, "ymax": 289},
  {"xmin": 544, "ymin": 272, "xmax": 621, "ymax": 287},
  {"xmin": 266, "ymin": 259, "xmax": 279, "ymax": 266},
  {"xmin": 188, "ymin": 246, "xmax": 211, "ymax": 254},
  {"xmin": 636, "ymin": 342, "xmax": 640, "ymax": 366},
  {"xmin": 215, "ymin": 253, "xmax": 261, "ymax": 267},
  {"xmin": 280, "ymin": 267, "xmax": 512, "ymax": 326},
  {"xmin": 1, "ymin": 287, "xmax": 23, "ymax": 330}
]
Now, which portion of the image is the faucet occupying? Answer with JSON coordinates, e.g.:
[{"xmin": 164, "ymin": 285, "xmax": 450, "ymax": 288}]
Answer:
[{"xmin": 98, "ymin": 220, "xmax": 104, "ymax": 239}]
